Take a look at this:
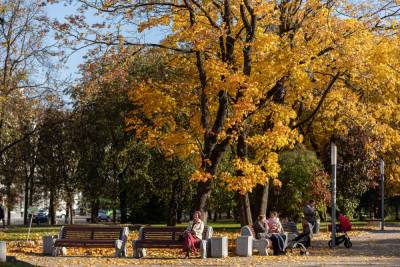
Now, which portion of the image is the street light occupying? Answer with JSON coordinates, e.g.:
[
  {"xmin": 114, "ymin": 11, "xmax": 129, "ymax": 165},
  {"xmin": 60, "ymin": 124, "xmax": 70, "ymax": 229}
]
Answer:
[
  {"xmin": 380, "ymin": 159, "xmax": 385, "ymax": 231},
  {"xmin": 331, "ymin": 142, "xmax": 337, "ymax": 248}
]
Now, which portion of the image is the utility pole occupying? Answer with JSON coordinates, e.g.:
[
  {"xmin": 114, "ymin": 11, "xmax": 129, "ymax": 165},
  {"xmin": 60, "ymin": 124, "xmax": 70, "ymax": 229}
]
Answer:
[
  {"xmin": 331, "ymin": 142, "xmax": 337, "ymax": 248},
  {"xmin": 380, "ymin": 159, "xmax": 385, "ymax": 231}
]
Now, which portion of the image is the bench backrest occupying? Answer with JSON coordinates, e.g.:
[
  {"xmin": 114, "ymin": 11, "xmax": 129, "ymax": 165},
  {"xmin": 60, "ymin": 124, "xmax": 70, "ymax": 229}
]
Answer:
[
  {"xmin": 282, "ymin": 222, "xmax": 299, "ymax": 234},
  {"xmin": 60, "ymin": 226, "xmax": 125, "ymax": 241},
  {"xmin": 138, "ymin": 226, "xmax": 213, "ymax": 241},
  {"xmin": 202, "ymin": 225, "xmax": 213, "ymax": 240},
  {"xmin": 141, "ymin": 227, "xmax": 185, "ymax": 241}
]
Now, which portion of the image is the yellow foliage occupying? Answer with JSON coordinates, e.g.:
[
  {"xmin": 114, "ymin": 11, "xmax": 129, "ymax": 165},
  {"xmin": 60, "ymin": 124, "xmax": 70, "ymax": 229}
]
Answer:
[{"xmin": 105, "ymin": 1, "xmax": 400, "ymax": 194}]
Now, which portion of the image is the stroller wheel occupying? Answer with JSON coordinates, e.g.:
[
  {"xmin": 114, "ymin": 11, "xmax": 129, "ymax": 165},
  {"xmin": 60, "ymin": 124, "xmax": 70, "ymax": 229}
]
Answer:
[
  {"xmin": 344, "ymin": 240, "xmax": 352, "ymax": 248},
  {"xmin": 328, "ymin": 240, "xmax": 333, "ymax": 248},
  {"xmin": 300, "ymin": 250, "xmax": 310, "ymax": 256}
]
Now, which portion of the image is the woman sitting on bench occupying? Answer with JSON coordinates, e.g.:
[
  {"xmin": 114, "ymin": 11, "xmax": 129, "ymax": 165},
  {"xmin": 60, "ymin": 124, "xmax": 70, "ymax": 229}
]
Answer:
[{"xmin": 183, "ymin": 211, "xmax": 204, "ymax": 258}]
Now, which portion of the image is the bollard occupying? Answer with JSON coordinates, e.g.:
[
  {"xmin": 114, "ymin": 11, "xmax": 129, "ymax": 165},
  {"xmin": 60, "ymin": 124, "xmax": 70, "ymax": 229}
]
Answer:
[{"xmin": 0, "ymin": 241, "xmax": 6, "ymax": 262}]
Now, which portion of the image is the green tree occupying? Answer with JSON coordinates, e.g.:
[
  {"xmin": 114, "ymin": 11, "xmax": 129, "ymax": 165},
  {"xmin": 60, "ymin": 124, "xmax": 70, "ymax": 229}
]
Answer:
[{"xmin": 270, "ymin": 145, "xmax": 328, "ymax": 221}]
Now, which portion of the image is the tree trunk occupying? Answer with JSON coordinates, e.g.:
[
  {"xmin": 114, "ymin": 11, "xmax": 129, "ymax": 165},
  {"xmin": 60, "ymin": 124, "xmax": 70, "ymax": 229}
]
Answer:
[
  {"xmin": 65, "ymin": 198, "xmax": 73, "ymax": 225},
  {"xmin": 167, "ymin": 179, "xmax": 179, "ymax": 226},
  {"xmin": 236, "ymin": 132, "xmax": 252, "ymax": 226},
  {"xmin": 7, "ymin": 208, "xmax": 11, "ymax": 226},
  {"xmin": 259, "ymin": 182, "xmax": 269, "ymax": 217},
  {"xmin": 227, "ymin": 208, "xmax": 231, "ymax": 219},
  {"xmin": 49, "ymin": 190, "xmax": 56, "ymax": 225},
  {"xmin": 194, "ymin": 180, "xmax": 212, "ymax": 224},
  {"xmin": 29, "ymin": 174, "xmax": 34, "ymax": 206},
  {"xmin": 5, "ymin": 181, "xmax": 12, "ymax": 226},
  {"xmin": 395, "ymin": 198, "xmax": 399, "ymax": 220},
  {"xmin": 213, "ymin": 211, "xmax": 218, "ymax": 222},
  {"xmin": 24, "ymin": 178, "xmax": 29, "ymax": 225},
  {"xmin": 118, "ymin": 173, "xmax": 128, "ymax": 224},
  {"xmin": 193, "ymin": 89, "xmax": 229, "ymax": 224},
  {"xmin": 65, "ymin": 204, "xmax": 69, "ymax": 224},
  {"xmin": 237, "ymin": 193, "xmax": 253, "ymax": 226},
  {"xmin": 69, "ymin": 204, "xmax": 73, "ymax": 225},
  {"xmin": 91, "ymin": 200, "xmax": 99, "ymax": 223},
  {"xmin": 65, "ymin": 199, "xmax": 70, "ymax": 224},
  {"xmin": 112, "ymin": 208, "xmax": 116, "ymax": 223},
  {"xmin": 177, "ymin": 209, "xmax": 183, "ymax": 224}
]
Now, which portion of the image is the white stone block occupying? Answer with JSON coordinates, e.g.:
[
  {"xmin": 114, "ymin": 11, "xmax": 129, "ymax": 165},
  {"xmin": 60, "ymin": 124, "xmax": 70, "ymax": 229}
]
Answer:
[
  {"xmin": 211, "ymin": 236, "xmax": 228, "ymax": 258},
  {"xmin": 0, "ymin": 241, "xmax": 6, "ymax": 262},
  {"xmin": 236, "ymin": 236, "xmax": 252, "ymax": 257}
]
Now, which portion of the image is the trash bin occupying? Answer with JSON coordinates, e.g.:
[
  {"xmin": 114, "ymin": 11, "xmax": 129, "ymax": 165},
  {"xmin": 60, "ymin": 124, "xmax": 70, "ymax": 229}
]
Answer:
[{"xmin": 313, "ymin": 219, "xmax": 320, "ymax": 234}]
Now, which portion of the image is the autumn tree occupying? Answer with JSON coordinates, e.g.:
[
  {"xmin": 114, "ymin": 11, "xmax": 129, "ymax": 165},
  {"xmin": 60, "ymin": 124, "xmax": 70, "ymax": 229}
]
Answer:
[
  {"xmin": 0, "ymin": 0, "xmax": 59, "ymax": 157},
  {"xmin": 53, "ymin": 0, "xmax": 400, "ymax": 223}
]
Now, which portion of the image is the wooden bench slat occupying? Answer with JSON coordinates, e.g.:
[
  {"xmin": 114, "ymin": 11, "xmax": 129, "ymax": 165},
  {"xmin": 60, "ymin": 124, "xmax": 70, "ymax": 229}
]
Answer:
[{"xmin": 55, "ymin": 226, "xmax": 126, "ymax": 250}]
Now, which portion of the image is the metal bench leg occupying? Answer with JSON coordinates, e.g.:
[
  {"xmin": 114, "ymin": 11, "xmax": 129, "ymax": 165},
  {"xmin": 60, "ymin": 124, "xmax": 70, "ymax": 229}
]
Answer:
[
  {"xmin": 53, "ymin": 247, "xmax": 67, "ymax": 256},
  {"xmin": 254, "ymin": 239, "xmax": 269, "ymax": 256},
  {"xmin": 200, "ymin": 240, "xmax": 208, "ymax": 258},
  {"xmin": 133, "ymin": 247, "xmax": 146, "ymax": 258},
  {"xmin": 115, "ymin": 240, "xmax": 123, "ymax": 257}
]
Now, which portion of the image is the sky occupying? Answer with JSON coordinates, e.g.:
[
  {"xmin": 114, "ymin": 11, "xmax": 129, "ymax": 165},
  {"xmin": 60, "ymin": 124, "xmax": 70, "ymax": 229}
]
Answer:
[{"xmin": 46, "ymin": 2, "xmax": 165, "ymax": 81}]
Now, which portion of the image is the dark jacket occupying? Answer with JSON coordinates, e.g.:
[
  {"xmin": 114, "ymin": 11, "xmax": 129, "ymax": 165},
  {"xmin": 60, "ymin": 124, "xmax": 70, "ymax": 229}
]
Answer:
[
  {"xmin": 304, "ymin": 204, "xmax": 316, "ymax": 224},
  {"xmin": 253, "ymin": 220, "xmax": 268, "ymax": 239}
]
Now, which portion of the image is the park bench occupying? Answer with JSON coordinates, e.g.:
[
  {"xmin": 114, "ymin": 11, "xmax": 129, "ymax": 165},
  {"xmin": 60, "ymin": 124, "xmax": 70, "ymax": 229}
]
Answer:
[
  {"xmin": 133, "ymin": 226, "xmax": 213, "ymax": 258},
  {"xmin": 52, "ymin": 225, "xmax": 129, "ymax": 257},
  {"xmin": 282, "ymin": 221, "xmax": 300, "ymax": 242}
]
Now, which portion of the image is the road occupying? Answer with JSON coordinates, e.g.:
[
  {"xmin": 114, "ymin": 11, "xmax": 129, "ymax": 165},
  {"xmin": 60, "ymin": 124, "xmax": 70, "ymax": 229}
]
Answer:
[{"xmin": 5, "ymin": 214, "xmax": 90, "ymax": 226}]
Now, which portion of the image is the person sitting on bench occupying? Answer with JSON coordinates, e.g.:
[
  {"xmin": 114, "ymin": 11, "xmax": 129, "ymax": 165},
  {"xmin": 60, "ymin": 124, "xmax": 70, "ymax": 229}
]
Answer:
[
  {"xmin": 253, "ymin": 214, "xmax": 269, "ymax": 239},
  {"xmin": 183, "ymin": 211, "xmax": 204, "ymax": 258}
]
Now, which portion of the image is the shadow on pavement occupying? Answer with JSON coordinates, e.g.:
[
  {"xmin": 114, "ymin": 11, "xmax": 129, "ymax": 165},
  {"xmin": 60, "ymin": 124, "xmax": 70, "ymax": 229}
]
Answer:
[
  {"xmin": 369, "ymin": 229, "xmax": 400, "ymax": 234},
  {"xmin": 0, "ymin": 256, "xmax": 35, "ymax": 266}
]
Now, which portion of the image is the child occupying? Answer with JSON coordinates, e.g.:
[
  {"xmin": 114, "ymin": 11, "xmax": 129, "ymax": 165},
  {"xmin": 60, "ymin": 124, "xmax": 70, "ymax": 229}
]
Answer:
[{"xmin": 267, "ymin": 211, "xmax": 283, "ymax": 234}]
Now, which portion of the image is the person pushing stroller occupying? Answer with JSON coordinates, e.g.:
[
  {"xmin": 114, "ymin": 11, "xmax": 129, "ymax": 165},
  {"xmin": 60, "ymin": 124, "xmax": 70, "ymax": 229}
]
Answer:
[
  {"xmin": 293, "ymin": 199, "xmax": 317, "ymax": 248},
  {"xmin": 287, "ymin": 200, "xmax": 317, "ymax": 255}
]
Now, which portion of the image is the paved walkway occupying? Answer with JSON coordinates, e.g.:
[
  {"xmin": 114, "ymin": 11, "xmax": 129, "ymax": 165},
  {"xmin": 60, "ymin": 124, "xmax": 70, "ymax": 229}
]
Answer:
[{"xmin": 8, "ymin": 226, "xmax": 400, "ymax": 266}]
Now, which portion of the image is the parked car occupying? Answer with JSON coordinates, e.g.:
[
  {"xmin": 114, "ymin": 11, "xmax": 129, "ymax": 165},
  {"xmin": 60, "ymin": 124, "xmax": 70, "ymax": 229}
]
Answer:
[
  {"xmin": 97, "ymin": 212, "xmax": 111, "ymax": 222},
  {"xmin": 86, "ymin": 211, "xmax": 111, "ymax": 223},
  {"xmin": 32, "ymin": 212, "xmax": 49, "ymax": 224}
]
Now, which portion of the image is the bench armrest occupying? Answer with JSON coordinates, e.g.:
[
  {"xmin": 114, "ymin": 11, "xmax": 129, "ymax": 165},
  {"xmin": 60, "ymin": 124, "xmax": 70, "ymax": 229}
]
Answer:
[
  {"xmin": 121, "ymin": 227, "xmax": 129, "ymax": 242},
  {"xmin": 204, "ymin": 226, "xmax": 213, "ymax": 240},
  {"xmin": 240, "ymin": 226, "xmax": 254, "ymax": 238},
  {"xmin": 137, "ymin": 226, "xmax": 145, "ymax": 240}
]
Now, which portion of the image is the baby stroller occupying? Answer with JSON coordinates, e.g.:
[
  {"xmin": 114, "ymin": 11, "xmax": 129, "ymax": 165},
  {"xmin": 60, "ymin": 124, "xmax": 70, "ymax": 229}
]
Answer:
[
  {"xmin": 285, "ymin": 221, "xmax": 314, "ymax": 255},
  {"xmin": 328, "ymin": 213, "xmax": 352, "ymax": 248}
]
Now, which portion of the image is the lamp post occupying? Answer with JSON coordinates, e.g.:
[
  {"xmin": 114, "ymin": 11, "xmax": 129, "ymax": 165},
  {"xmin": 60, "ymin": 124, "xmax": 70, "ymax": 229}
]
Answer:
[
  {"xmin": 331, "ymin": 142, "xmax": 337, "ymax": 248},
  {"xmin": 380, "ymin": 159, "xmax": 385, "ymax": 231}
]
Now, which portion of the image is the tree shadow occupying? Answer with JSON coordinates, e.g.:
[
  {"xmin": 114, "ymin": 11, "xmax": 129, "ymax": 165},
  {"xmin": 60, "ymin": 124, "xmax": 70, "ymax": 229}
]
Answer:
[
  {"xmin": 311, "ymin": 238, "xmax": 400, "ymax": 257},
  {"xmin": 1, "ymin": 256, "xmax": 35, "ymax": 266},
  {"xmin": 369, "ymin": 229, "xmax": 400, "ymax": 234}
]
